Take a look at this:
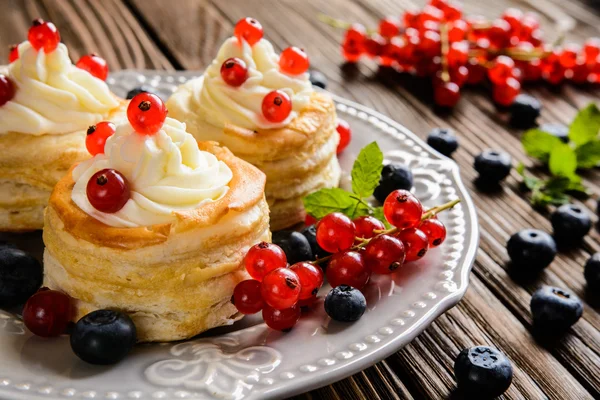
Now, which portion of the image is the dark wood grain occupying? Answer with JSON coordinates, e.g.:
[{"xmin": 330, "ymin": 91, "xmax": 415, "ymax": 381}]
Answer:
[{"xmin": 2, "ymin": 0, "xmax": 600, "ymax": 399}]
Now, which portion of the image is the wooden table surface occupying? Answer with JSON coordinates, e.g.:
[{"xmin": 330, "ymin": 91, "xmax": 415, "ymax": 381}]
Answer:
[{"xmin": 2, "ymin": 0, "xmax": 600, "ymax": 399}]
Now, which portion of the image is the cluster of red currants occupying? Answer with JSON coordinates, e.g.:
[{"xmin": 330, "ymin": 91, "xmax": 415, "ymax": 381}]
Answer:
[
  {"xmin": 338, "ymin": 0, "xmax": 600, "ymax": 108},
  {"xmin": 220, "ymin": 17, "xmax": 310, "ymax": 124},
  {"xmin": 233, "ymin": 189, "xmax": 451, "ymax": 331}
]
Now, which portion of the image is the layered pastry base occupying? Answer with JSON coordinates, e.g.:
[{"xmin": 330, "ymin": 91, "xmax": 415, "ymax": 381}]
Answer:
[
  {"xmin": 43, "ymin": 111, "xmax": 269, "ymax": 342},
  {"xmin": 0, "ymin": 25, "xmax": 126, "ymax": 231},
  {"xmin": 167, "ymin": 21, "xmax": 341, "ymax": 230}
]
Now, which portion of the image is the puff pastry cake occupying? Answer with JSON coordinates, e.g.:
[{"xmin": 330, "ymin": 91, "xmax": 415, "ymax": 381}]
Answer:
[
  {"xmin": 0, "ymin": 22, "xmax": 126, "ymax": 231},
  {"xmin": 167, "ymin": 18, "xmax": 341, "ymax": 230}
]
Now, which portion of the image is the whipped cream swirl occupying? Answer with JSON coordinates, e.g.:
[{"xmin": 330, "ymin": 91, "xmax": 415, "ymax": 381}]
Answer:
[
  {"xmin": 193, "ymin": 37, "xmax": 313, "ymax": 130},
  {"xmin": 0, "ymin": 41, "xmax": 119, "ymax": 135},
  {"xmin": 71, "ymin": 117, "xmax": 233, "ymax": 228}
]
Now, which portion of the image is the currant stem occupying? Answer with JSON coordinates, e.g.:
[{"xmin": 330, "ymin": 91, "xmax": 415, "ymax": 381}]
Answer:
[
  {"xmin": 318, "ymin": 13, "xmax": 377, "ymax": 34},
  {"xmin": 440, "ymin": 23, "xmax": 451, "ymax": 83}
]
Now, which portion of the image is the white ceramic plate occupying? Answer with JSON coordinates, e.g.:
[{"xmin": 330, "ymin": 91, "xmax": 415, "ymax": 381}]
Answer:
[{"xmin": 0, "ymin": 70, "xmax": 478, "ymax": 400}]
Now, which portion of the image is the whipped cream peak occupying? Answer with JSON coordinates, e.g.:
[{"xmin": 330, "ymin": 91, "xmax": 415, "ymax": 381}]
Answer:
[
  {"xmin": 0, "ymin": 40, "xmax": 119, "ymax": 135},
  {"xmin": 193, "ymin": 36, "xmax": 313, "ymax": 130},
  {"xmin": 71, "ymin": 117, "xmax": 234, "ymax": 228}
]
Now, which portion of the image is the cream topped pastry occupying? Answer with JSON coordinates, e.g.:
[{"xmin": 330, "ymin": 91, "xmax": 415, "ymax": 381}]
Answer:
[{"xmin": 72, "ymin": 95, "xmax": 233, "ymax": 228}]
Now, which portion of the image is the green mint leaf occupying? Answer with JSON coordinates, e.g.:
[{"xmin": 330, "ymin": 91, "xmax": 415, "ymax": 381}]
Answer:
[
  {"xmin": 568, "ymin": 103, "xmax": 600, "ymax": 146},
  {"xmin": 544, "ymin": 175, "xmax": 572, "ymax": 192},
  {"xmin": 303, "ymin": 188, "xmax": 357, "ymax": 219},
  {"xmin": 351, "ymin": 141, "xmax": 384, "ymax": 199},
  {"xmin": 516, "ymin": 163, "xmax": 541, "ymax": 191},
  {"xmin": 575, "ymin": 139, "xmax": 600, "ymax": 168},
  {"xmin": 521, "ymin": 128, "xmax": 563, "ymax": 162},
  {"xmin": 372, "ymin": 206, "xmax": 392, "ymax": 228},
  {"xmin": 548, "ymin": 143, "xmax": 577, "ymax": 178},
  {"xmin": 348, "ymin": 200, "xmax": 371, "ymax": 219}
]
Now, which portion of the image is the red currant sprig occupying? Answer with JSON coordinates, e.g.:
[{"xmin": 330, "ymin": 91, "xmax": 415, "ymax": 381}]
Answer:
[
  {"xmin": 76, "ymin": 54, "xmax": 109, "ymax": 81},
  {"xmin": 86, "ymin": 169, "xmax": 131, "ymax": 213},
  {"xmin": 86, "ymin": 121, "xmax": 116, "ymax": 156},
  {"xmin": 127, "ymin": 93, "xmax": 168, "ymax": 135},
  {"xmin": 28, "ymin": 19, "xmax": 61, "ymax": 53}
]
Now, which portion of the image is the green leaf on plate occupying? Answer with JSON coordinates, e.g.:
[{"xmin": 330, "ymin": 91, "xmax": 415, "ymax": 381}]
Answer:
[
  {"xmin": 303, "ymin": 187, "xmax": 357, "ymax": 219},
  {"xmin": 351, "ymin": 141, "xmax": 384, "ymax": 199},
  {"xmin": 568, "ymin": 103, "xmax": 600, "ymax": 146},
  {"xmin": 521, "ymin": 128, "xmax": 563, "ymax": 162},
  {"xmin": 575, "ymin": 139, "xmax": 600, "ymax": 168},
  {"xmin": 548, "ymin": 143, "xmax": 577, "ymax": 178}
]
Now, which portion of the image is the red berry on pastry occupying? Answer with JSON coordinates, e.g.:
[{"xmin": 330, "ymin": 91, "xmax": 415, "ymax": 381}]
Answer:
[
  {"xmin": 419, "ymin": 218, "xmax": 447, "ymax": 248},
  {"xmin": 8, "ymin": 44, "xmax": 18, "ymax": 63},
  {"xmin": 0, "ymin": 75, "xmax": 16, "ymax": 107},
  {"xmin": 220, "ymin": 57, "xmax": 249, "ymax": 87},
  {"xmin": 262, "ymin": 304, "xmax": 301, "ymax": 331},
  {"xmin": 232, "ymin": 280, "xmax": 264, "ymax": 314},
  {"xmin": 76, "ymin": 54, "xmax": 109, "ymax": 81},
  {"xmin": 28, "ymin": 19, "xmax": 61, "ymax": 53},
  {"xmin": 262, "ymin": 90, "xmax": 292, "ymax": 123},
  {"xmin": 234, "ymin": 17, "xmax": 264, "ymax": 46},
  {"xmin": 396, "ymin": 228, "xmax": 429, "ymax": 262},
  {"xmin": 244, "ymin": 242, "xmax": 287, "ymax": 281},
  {"xmin": 326, "ymin": 251, "xmax": 370, "ymax": 290},
  {"xmin": 127, "ymin": 93, "xmax": 167, "ymax": 135},
  {"xmin": 363, "ymin": 234, "xmax": 406, "ymax": 274},
  {"xmin": 289, "ymin": 262, "xmax": 324, "ymax": 300},
  {"xmin": 23, "ymin": 289, "xmax": 73, "ymax": 337},
  {"xmin": 87, "ymin": 169, "xmax": 131, "ymax": 213},
  {"xmin": 279, "ymin": 47, "xmax": 310, "ymax": 75},
  {"xmin": 383, "ymin": 189, "xmax": 423, "ymax": 230},
  {"xmin": 335, "ymin": 119, "xmax": 352, "ymax": 154},
  {"xmin": 316, "ymin": 212, "xmax": 356, "ymax": 253},
  {"xmin": 86, "ymin": 122, "xmax": 116, "ymax": 156},
  {"xmin": 353, "ymin": 216, "xmax": 385, "ymax": 239},
  {"xmin": 260, "ymin": 268, "xmax": 301, "ymax": 310}
]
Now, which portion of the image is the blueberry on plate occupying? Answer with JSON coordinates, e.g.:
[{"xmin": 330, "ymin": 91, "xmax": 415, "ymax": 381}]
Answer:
[
  {"xmin": 324, "ymin": 285, "xmax": 366, "ymax": 322},
  {"xmin": 272, "ymin": 231, "xmax": 313, "ymax": 265},
  {"xmin": 301, "ymin": 225, "xmax": 330, "ymax": 260},
  {"xmin": 540, "ymin": 123, "xmax": 569, "ymax": 143},
  {"xmin": 454, "ymin": 346, "xmax": 513, "ymax": 398},
  {"xmin": 585, "ymin": 253, "xmax": 600, "ymax": 290},
  {"xmin": 530, "ymin": 286, "xmax": 583, "ymax": 333},
  {"xmin": 0, "ymin": 247, "xmax": 42, "ymax": 307},
  {"xmin": 70, "ymin": 309, "xmax": 137, "ymax": 365},
  {"xmin": 509, "ymin": 94, "xmax": 542, "ymax": 129},
  {"xmin": 427, "ymin": 127, "xmax": 459, "ymax": 157},
  {"xmin": 126, "ymin": 86, "xmax": 153, "ymax": 100},
  {"xmin": 474, "ymin": 149, "xmax": 512, "ymax": 182},
  {"xmin": 373, "ymin": 163, "xmax": 414, "ymax": 204},
  {"xmin": 507, "ymin": 229, "xmax": 556, "ymax": 271},
  {"xmin": 551, "ymin": 204, "xmax": 592, "ymax": 245},
  {"xmin": 309, "ymin": 70, "xmax": 327, "ymax": 89}
]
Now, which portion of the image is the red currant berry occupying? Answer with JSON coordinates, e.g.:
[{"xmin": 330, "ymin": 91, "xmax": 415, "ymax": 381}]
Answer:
[
  {"xmin": 354, "ymin": 216, "xmax": 385, "ymax": 239},
  {"xmin": 262, "ymin": 305, "xmax": 300, "ymax": 331},
  {"xmin": 127, "ymin": 93, "xmax": 167, "ymax": 135},
  {"xmin": 570, "ymin": 60, "xmax": 591, "ymax": 84},
  {"xmin": 342, "ymin": 24, "xmax": 366, "ymax": 63},
  {"xmin": 418, "ymin": 5, "xmax": 444, "ymax": 28},
  {"xmin": 336, "ymin": 119, "xmax": 351, "ymax": 154},
  {"xmin": 279, "ymin": 47, "xmax": 309, "ymax": 75},
  {"xmin": 23, "ymin": 290, "xmax": 73, "ymax": 337},
  {"xmin": 488, "ymin": 55, "xmax": 515, "ymax": 85},
  {"xmin": 260, "ymin": 268, "xmax": 301, "ymax": 310},
  {"xmin": 419, "ymin": 218, "xmax": 447, "ymax": 248},
  {"xmin": 364, "ymin": 34, "xmax": 387, "ymax": 58},
  {"xmin": 559, "ymin": 43, "xmax": 580, "ymax": 69},
  {"xmin": 523, "ymin": 59, "xmax": 542, "ymax": 81},
  {"xmin": 448, "ymin": 20, "xmax": 468, "ymax": 42},
  {"xmin": 86, "ymin": 169, "xmax": 130, "ymax": 213},
  {"xmin": 380, "ymin": 37, "xmax": 406, "ymax": 67},
  {"xmin": 379, "ymin": 17, "xmax": 400, "ymax": 38},
  {"xmin": 396, "ymin": 228, "xmax": 429, "ymax": 262},
  {"xmin": 519, "ymin": 14, "xmax": 539, "ymax": 40},
  {"xmin": 262, "ymin": 90, "xmax": 292, "ymax": 123},
  {"xmin": 363, "ymin": 235, "xmax": 406, "ymax": 274},
  {"xmin": 289, "ymin": 262, "xmax": 324, "ymax": 300},
  {"xmin": 232, "ymin": 280, "xmax": 264, "ymax": 314},
  {"xmin": 28, "ymin": 19, "xmax": 61, "ymax": 53},
  {"xmin": 488, "ymin": 19, "xmax": 511, "ymax": 49},
  {"xmin": 501, "ymin": 8, "xmax": 523, "ymax": 33},
  {"xmin": 434, "ymin": 81, "xmax": 461, "ymax": 108},
  {"xmin": 417, "ymin": 30, "xmax": 441, "ymax": 59},
  {"xmin": 492, "ymin": 77, "xmax": 520, "ymax": 107},
  {"xmin": 449, "ymin": 65, "xmax": 469, "ymax": 87},
  {"xmin": 383, "ymin": 189, "xmax": 423, "ymax": 230},
  {"xmin": 85, "ymin": 121, "xmax": 116, "ymax": 156},
  {"xmin": 0, "ymin": 75, "xmax": 16, "ymax": 107},
  {"xmin": 316, "ymin": 212, "xmax": 356, "ymax": 253},
  {"xmin": 244, "ymin": 242, "xmax": 287, "ymax": 281},
  {"xmin": 305, "ymin": 214, "xmax": 317, "ymax": 226},
  {"xmin": 76, "ymin": 54, "xmax": 108, "ymax": 81},
  {"xmin": 443, "ymin": 1, "xmax": 462, "ymax": 21},
  {"xmin": 220, "ymin": 57, "xmax": 248, "ymax": 87},
  {"xmin": 8, "ymin": 44, "xmax": 18, "ymax": 63},
  {"xmin": 583, "ymin": 37, "xmax": 600, "ymax": 61},
  {"xmin": 234, "ymin": 17, "xmax": 263, "ymax": 46},
  {"xmin": 447, "ymin": 41, "xmax": 469, "ymax": 68},
  {"xmin": 466, "ymin": 58, "xmax": 486, "ymax": 85},
  {"xmin": 403, "ymin": 9, "xmax": 420, "ymax": 29},
  {"xmin": 326, "ymin": 251, "xmax": 370, "ymax": 290}
]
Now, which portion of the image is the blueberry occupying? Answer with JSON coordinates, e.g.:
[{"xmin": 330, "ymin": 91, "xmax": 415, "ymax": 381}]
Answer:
[
  {"xmin": 454, "ymin": 346, "xmax": 513, "ymax": 398},
  {"xmin": 301, "ymin": 225, "xmax": 330, "ymax": 260},
  {"xmin": 530, "ymin": 286, "xmax": 583, "ymax": 333},
  {"xmin": 0, "ymin": 247, "xmax": 42, "ymax": 307},
  {"xmin": 474, "ymin": 149, "xmax": 512, "ymax": 182},
  {"xmin": 309, "ymin": 70, "xmax": 327, "ymax": 89},
  {"xmin": 373, "ymin": 164, "xmax": 414, "ymax": 204},
  {"xmin": 551, "ymin": 204, "xmax": 592, "ymax": 245},
  {"xmin": 509, "ymin": 94, "xmax": 542, "ymax": 128},
  {"xmin": 540, "ymin": 123, "xmax": 569, "ymax": 143},
  {"xmin": 585, "ymin": 253, "xmax": 600, "ymax": 290},
  {"xmin": 507, "ymin": 229, "xmax": 556, "ymax": 271},
  {"xmin": 272, "ymin": 231, "xmax": 313, "ymax": 264},
  {"xmin": 126, "ymin": 86, "xmax": 153, "ymax": 100},
  {"xmin": 324, "ymin": 285, "xmax": 366, "ymax": 322},
  {"xmin": 427, "ymin": 127, "xmax": 459, "ymax": 157},
  {"xmin": 70, "ymin": 310, "xmax": 136, "ymax": 365}
]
